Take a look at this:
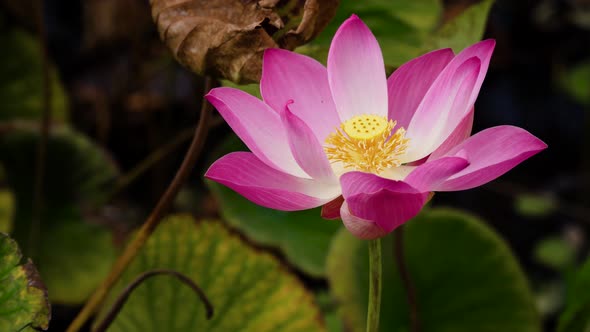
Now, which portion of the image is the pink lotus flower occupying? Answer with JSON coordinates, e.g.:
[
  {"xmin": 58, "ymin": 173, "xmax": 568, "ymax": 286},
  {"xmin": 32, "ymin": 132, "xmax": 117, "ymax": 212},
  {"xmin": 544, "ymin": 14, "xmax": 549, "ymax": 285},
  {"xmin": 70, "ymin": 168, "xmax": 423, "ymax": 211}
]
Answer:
[{"xmin": 205, "ymin": 15, "xmax": 547, "ymax": 239}]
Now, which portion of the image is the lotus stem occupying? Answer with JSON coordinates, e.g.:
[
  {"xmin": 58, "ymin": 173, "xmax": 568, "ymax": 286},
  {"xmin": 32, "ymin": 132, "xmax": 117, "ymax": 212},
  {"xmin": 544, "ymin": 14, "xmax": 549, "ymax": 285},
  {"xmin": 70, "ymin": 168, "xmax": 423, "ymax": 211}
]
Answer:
[{"xmin": 366, "ymin": 238, "xmax": 382, "ymax": 332}]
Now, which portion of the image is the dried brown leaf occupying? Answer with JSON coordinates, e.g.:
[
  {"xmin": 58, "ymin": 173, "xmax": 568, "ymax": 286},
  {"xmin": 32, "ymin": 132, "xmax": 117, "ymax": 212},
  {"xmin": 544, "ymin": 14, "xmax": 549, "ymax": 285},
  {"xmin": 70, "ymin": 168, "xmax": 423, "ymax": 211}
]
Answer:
[{"xmin": 150, "ymin": 0, "xmax": 339, "ymax": 83}]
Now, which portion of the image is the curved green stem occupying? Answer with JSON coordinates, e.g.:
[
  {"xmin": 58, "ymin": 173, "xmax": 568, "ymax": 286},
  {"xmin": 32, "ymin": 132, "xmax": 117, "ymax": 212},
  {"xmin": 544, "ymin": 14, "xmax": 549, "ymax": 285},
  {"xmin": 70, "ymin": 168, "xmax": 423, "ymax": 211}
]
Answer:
[
  {"xmin": 366, "ymin": 238, "xmax": 382, "ymax": 332},
  {"xmin": 66, "ymin": 77, "xmax": 214, "ymax": 332},
  {"xmin": 93, "ymin": 269, "xmax": 213, "ymax": 332}
]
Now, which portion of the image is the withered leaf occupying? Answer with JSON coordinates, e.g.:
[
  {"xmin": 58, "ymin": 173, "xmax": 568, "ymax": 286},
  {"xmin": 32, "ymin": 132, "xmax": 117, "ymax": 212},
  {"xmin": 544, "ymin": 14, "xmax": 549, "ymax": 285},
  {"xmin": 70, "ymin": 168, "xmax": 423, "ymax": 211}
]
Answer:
[{"xmin": 150, "ymin": 0, "xmax": 339, "ymax": 83}]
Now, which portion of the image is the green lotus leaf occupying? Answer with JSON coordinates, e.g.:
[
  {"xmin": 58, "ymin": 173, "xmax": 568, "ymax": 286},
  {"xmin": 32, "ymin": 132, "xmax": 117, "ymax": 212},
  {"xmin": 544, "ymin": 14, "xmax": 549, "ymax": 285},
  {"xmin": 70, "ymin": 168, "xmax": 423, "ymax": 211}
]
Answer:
[
  {"xmin": 0, "ymin": 124, "xmax": 117, "ymax": 304},
  {"xmin": 327, "ymin": 208, "xmax": 541, "ymax": 332},
  {"xmin": 95, "ymin": 215, "xmax": 325, "ymax": 332},
  {"xmin": 558, "ymin": 255, "xmax": 590, "ymax": 332},
  {"xmin": 0, "ymin": 232, "xmax": 50, "ymax": 331},
  {"xmin": 0, "ymin": 29, "xmax": 68, "ymax": 122},
  {"xmin": 424, "ymin": 0, "xmax": 495, "ymax": 53}
]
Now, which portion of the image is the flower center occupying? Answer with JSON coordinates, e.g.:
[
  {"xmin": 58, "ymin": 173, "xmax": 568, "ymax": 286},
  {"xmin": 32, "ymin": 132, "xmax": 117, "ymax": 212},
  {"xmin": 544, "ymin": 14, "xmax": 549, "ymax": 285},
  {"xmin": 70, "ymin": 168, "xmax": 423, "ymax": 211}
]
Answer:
[{"xmin": 324, "ymin": 114, "xmax": 409, "ymax": 174}]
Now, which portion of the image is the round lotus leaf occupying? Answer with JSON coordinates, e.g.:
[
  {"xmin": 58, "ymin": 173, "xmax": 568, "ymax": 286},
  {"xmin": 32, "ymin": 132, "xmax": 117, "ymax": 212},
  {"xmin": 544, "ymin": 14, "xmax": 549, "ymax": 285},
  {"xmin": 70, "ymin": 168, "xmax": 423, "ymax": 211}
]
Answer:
[
  {"xmin": 0, "ymin": 124, "xmax": 117, "ymax": 304},
  {"xmin": 327, "ymin": 208, "xmax": 541, "ymax": 332},
  {"xmin": 95, "ymin": 215, "xmax": 325, "ymax": 332}
]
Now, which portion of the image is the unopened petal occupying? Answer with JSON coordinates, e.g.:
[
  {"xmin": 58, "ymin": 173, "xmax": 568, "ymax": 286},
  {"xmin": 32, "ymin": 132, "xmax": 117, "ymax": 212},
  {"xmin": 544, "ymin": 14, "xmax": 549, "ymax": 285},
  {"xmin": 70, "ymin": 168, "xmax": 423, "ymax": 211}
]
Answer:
[
  {"xmin": 340, "ymin": 201, "xmax": 388, "ymax": 239},
  {"xmin": 340, "ymin": 172, "xmax": 428, "ymax": 233}
]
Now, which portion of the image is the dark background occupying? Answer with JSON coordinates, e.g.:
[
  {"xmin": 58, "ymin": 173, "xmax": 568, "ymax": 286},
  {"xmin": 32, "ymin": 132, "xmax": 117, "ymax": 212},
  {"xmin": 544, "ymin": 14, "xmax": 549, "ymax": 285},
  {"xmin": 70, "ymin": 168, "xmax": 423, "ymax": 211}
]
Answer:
[{"xmin": 1, "ymin": 0, "xmax": 589, "ymax": 330}]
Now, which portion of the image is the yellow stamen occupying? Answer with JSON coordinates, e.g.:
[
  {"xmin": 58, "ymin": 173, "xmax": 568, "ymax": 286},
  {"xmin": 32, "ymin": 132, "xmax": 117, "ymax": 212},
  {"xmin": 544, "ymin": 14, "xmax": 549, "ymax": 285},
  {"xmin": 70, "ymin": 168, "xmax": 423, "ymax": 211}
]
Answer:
[{"xmin": 324, "ymin": 114, "xmax": 409, "ymax": 174}]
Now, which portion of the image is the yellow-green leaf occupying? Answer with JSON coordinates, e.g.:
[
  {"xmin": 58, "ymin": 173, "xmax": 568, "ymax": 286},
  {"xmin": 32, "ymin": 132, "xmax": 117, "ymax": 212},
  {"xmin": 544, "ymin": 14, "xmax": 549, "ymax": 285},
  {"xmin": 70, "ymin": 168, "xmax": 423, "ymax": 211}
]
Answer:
[
  {"xmin": 0, "ymin": 232, "xmax": 50, "ymax": 331},
  {"xmin": 0, "ymin": 189, "xmax": 14, "ymax": 233},
  {"xmin": 95, "ymin": 215, "xmax": 325, "ymax": 332}
]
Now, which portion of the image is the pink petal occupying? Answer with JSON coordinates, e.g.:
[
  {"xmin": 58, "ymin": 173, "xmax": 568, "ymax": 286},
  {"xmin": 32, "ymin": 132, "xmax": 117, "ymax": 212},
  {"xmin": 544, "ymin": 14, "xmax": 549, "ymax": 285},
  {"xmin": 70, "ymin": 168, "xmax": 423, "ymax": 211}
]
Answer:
[
  {"xmin": 450, "ymin": 39, "xmax": 496, "ymax": 106},
  {"xmin": 321, "ymin": 196, "xmax": 344, "ymax": 220},
  {"xmin": 436, "ymin": 126, "xmax": 547, "ymax": 191},
  {"xmin": 403, "ymin": 40, "xmax": 495, "ymax": 162},
  {"xmin": 388, "ymin": 48, "xmax": 455, "ymax": 128},
  {"xmin": 404, "ymin": 156, "xmax": 470, "ymax": 191},
  {"xmin": 428, "ymin": 107, "xmax": 474, "ymax": 160},
  {"xmin": 261, "ymin": 48, "xmax": 340, "ymax": 141},
  {"xmin": 328, "ymin": 15, "xmax": 388, "ymax": 121},
  {"xmin": 403, "ymin": 57, "xmax": 481, "ymax": 162},
  {"xmin": 340, "ymin": 201, "xmax": 388, "ymax": 239},
  {"xmin": 340, "ymin": 172, "xmax": 428, "ymax": 233},
  {"xmin": 206, "ymin": 87, "xmax": 307, "ymax": 178},
  {"xmin": 206, "ymin": 152, "xmax": 340, "ymax": 211},
  {"xmin": 281, "ymin": 104, "xmax": 336, "ymax": 182}
]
